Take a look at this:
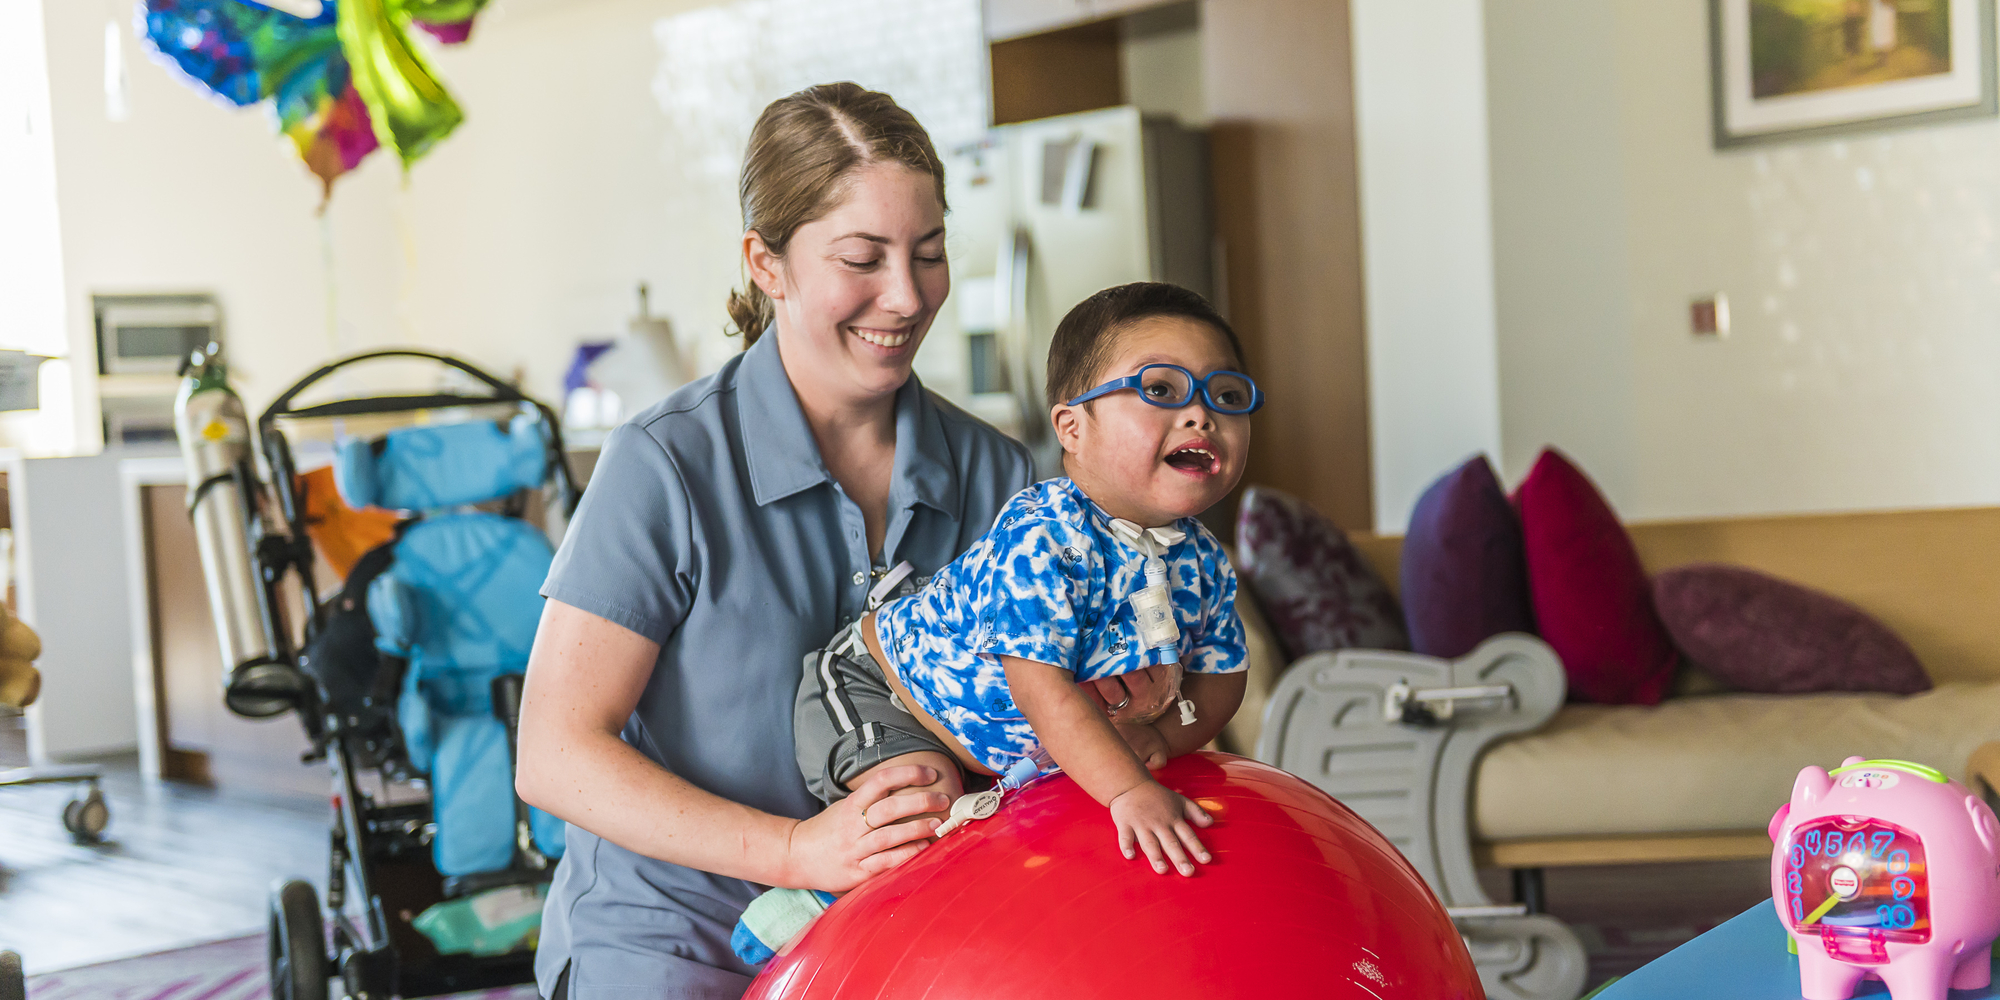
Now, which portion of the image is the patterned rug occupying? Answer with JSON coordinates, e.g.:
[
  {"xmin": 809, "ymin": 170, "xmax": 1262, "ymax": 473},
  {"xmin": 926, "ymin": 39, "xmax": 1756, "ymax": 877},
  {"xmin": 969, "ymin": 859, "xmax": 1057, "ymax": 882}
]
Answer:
[{"xmin": 25, "ymin": 935, "xmax": 537, "ymax": 1000}]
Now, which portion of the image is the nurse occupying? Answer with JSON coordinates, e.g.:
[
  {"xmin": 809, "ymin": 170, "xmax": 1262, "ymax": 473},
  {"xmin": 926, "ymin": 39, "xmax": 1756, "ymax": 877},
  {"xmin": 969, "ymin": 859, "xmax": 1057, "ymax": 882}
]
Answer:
[{"xmin": 514, "ymin": 83, "xmax": 1030, "ymax": 998}]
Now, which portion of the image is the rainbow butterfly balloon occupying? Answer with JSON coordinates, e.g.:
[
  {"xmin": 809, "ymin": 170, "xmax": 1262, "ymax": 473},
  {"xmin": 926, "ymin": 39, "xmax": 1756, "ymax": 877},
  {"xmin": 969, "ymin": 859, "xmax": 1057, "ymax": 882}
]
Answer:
[{"xmin": 140, "ymin": 0, "xmax": 488, "ymax": 199}]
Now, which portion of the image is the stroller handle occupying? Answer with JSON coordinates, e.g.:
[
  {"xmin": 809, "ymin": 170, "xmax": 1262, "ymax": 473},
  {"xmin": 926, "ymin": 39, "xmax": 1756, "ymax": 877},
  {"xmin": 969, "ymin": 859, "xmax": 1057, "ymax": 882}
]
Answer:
[
  {"xmin": 257, "ymin": 348, "xmax": 581, "ymax": 518},
  {"xmin": 261, "ymin": 348, "xmax": 528, "ymax": 421}
]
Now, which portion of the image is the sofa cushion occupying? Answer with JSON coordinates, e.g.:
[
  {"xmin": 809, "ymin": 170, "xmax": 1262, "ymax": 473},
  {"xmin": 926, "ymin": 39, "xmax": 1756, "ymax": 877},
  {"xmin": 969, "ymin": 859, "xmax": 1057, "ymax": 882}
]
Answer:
[
  {"xmin": 1512, "ymin": 448, "xmax": 1677, "ymax": 705},
  {"xmin": 1653, "ymin": 563, "xmax": 1930, "ymax": 695},
  {"xmin": 1402, "ymin": 454, "xmax": 1535, "ymax": 658},
  {"xmin": 1471, "ymin": 682, "xmax": 2000, "ymax": 840},
  {"xmin": 1216, "ymin": 569, "xmax": 1285, "ymax": 758},
  {"xmin": 1235, "ymin": 485, "xmax": 1409, "ymax": 660}
]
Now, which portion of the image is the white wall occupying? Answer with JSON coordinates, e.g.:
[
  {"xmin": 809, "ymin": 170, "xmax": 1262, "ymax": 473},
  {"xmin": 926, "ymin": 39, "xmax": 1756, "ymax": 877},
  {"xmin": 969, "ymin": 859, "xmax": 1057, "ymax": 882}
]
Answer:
[
  {"xmin": 1, "ymin": 0, "xmax": 82, "ymax": 457},
  {"xmin": 403, "ymin": 0, "xmax": 990, "ymax": 410},
  {"xmin": 37, "ymin": 0, "xmax": 987, "ymax": 423},
  {"xmin": 1123, "ymin": 5, "xmax": 1208, "ymax": 129},
  {"xmin": 1487, "ymin": 1, "xmax": 2000, "ymax": 521},
  {"xmin": 40, "ymin": 0, "xmax": 409, "ymax": 426},
  {"xmin": 1485, "ymin": 0, "xmax": 1637, "ymax": 509},
  {"xmin": 1351, "ymin": 0, "xmax": 1502, "ymax": 533},
  {"xmin": 14, "ymin": 453, "xmax": 138, "ymax": 760},
  {"xmin": 19, "ymin": 0, "xmax": 991, "ymax": 758},
  {"xmin": 0, "ymin": 0, "xmax": 63, "ymax": 362}
]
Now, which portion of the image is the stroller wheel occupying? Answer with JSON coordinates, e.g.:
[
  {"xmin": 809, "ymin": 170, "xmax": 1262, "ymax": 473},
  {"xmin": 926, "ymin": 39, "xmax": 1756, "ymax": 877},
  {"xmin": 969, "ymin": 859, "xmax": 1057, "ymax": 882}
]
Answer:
[
  {"xmin": 268, "ymin": 880, "xmax": 329, "ymax": 1000},
  {"xmin": 1, "ymin": 949, "xmax": 23, "ymax": 1000},
  {"xmin": 61, "ymin": 789, "xmax": 108, "ymax": 844}
]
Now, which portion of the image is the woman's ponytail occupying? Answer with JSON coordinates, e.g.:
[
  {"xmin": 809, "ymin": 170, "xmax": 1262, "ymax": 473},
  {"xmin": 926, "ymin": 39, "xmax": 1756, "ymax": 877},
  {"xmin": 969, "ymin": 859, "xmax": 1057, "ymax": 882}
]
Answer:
[{"xmin": 726, "ymin": 280, "xmax": 774, "ymax": 346}]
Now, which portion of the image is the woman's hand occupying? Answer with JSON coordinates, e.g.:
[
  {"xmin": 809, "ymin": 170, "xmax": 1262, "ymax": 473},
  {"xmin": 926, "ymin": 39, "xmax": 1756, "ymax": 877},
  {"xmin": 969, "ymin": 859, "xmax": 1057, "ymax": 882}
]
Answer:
[
  {"xmin": 1108, "ymin": 780, "xmax": 1213, "ymax": 877},
  {"xmin": 1116, "ymin": 721, "xmax": 1171, "ymax": 770},
  {"xmin": 781, "ymin": 764, "xmax": 949, "ymax": 892},
  {"xmin": 520, "ymin": 601, "xmax": 941, "ymax": 889},
  {"xmin": 1084, "ymin": 661, "xmax": 1182, "ymax": 724},
  {"xmin": 1148, "ymin": 669, "xmax": 1247, "ymax": 758}
]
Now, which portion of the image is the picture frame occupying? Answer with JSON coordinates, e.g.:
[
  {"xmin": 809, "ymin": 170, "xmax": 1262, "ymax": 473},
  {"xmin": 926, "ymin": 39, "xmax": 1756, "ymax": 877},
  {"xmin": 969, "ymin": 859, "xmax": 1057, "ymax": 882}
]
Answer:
[{"xmin": 1710, "ymin": 0, "xmax": 1998, "ymax": 148}]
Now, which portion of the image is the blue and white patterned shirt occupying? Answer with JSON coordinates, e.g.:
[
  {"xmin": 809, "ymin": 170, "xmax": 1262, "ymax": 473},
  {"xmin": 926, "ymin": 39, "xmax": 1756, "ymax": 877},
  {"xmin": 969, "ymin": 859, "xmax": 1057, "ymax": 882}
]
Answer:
[{"xmin": 875, "ymin": 477, "xmax": 1247, "ymax": 773}]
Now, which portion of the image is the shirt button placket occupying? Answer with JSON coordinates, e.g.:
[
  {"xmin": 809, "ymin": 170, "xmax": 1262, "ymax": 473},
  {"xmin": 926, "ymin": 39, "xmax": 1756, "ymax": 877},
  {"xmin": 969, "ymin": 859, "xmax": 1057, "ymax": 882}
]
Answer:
[
  {"xmin": 838, "ymin": 496, "xmax": 870, "ymax": 618},
  {"xmin": 850, "ymin": 522, "xmax": 868, "ymax": 597}
]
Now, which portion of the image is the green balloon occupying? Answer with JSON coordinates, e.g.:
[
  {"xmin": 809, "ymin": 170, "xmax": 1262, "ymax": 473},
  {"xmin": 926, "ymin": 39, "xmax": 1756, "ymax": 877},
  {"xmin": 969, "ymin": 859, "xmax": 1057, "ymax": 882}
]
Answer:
[{"xmin": 337, "ymin": 0, "xmax": 464, "ymax": 168}]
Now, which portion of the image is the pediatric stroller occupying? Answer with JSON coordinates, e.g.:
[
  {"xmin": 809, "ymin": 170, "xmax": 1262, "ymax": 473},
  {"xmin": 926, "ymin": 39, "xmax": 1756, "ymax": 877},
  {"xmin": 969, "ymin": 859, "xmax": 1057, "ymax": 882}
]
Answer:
[{"xmin": 177, "ymin": 348, "xmax": 579, "ymax": 1000}]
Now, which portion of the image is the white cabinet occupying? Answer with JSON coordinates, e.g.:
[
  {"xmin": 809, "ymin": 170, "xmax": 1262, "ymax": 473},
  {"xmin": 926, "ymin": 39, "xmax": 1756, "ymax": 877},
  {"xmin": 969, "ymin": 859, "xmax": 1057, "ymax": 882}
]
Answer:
[{"xmin": 984, "ymin": 0, "xmax": 1184, "ymax": 40}]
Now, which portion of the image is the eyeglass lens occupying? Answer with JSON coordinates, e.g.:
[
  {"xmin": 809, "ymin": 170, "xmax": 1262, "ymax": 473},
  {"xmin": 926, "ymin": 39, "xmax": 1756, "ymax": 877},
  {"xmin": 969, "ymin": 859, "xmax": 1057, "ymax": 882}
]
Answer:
[
  {"xmin": 1137, "ymin": 366, "xmax": 1255, "ymax": 413},
  {"xmin": 1138, "ymin": 366, "xmax": 1193, "ymax": 406},
  {"xmin": 1203, "ymin": 372, "xmax": 1255, "ymax": 412}
]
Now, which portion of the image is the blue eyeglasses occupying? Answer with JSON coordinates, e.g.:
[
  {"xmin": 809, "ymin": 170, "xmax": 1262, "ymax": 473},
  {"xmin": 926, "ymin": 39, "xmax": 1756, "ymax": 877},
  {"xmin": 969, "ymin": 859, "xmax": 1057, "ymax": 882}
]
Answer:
[{"xmin": 1065, "ymin": 363, "xmax": 1265, "ymax": 415}]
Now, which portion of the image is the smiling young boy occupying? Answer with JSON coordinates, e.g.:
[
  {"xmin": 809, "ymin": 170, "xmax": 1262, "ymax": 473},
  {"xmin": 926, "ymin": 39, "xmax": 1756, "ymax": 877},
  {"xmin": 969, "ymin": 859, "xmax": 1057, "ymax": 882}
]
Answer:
[{"xmin": 734, "ymin": 282, "xmax": 1258, "ymax": 964}]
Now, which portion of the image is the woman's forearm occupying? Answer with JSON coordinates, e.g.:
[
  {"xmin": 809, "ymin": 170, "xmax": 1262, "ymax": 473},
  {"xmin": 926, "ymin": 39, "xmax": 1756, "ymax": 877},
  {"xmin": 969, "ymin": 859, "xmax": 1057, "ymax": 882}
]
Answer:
[
  {"xmin": 1149, "ymin": 669, "xmax": 1247, "ymax": 757},
  {"xmin": 516, "ymin": 599, "xmax": 802, "ymax": 887},
  {"xmin": 519, "ymin": 600, "xmax": 944, "ymax": 894},
  {"xmin": 518, "ymin": 720, "xmax": 804, "ymax": 886}
]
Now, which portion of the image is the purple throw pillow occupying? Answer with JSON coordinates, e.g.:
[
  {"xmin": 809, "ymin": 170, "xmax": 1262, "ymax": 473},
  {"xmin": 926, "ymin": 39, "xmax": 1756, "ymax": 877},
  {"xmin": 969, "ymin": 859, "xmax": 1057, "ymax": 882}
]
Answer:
[
  {"xmin": 1402, "ymin": 455, "xmax": 1536, "ymax": 659},
  {"xmin": 1235, "ymin": 486, "xmax": 1409, "ymax": 660},
  {"xmin": 1652, "ymin": 564, "xmax": 1930, "ymax": 695}
]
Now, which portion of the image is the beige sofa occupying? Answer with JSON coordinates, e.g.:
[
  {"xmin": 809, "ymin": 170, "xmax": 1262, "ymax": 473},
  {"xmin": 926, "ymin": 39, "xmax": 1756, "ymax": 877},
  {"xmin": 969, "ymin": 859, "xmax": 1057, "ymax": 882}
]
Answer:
[{"xmin": 1222, "ymin": 504, "xmax": 2000, "ymax": 869}]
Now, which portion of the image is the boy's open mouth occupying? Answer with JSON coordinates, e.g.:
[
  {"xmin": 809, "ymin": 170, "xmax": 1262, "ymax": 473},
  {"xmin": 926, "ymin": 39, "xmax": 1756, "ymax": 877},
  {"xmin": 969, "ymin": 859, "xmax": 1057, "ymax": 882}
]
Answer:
[{"xmin": 1163, "ymin": 442, "xmax": 1221, "ymax": 474}]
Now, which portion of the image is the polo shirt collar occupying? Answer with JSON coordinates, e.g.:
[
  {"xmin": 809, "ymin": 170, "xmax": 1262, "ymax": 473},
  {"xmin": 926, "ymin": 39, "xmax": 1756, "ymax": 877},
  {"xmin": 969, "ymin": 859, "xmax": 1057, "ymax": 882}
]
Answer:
[
  {"xmin": 889, "ymin": 374, "xmax": 959, "ymax": 516},
  {"xmin": 740, "ymin": 332, "xmax": 833, "ymax": 506},
  {"xmin": 737, "ymin": 329, "xmax": 960, "ymax": 514}
]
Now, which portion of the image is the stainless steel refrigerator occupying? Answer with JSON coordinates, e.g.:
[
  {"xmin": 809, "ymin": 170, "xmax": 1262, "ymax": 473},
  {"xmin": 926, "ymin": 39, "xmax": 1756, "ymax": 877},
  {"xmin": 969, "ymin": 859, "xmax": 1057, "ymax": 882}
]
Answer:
[{"xmin": 919, "ymin": 105, "xmax": 1213, "ymax": 474}]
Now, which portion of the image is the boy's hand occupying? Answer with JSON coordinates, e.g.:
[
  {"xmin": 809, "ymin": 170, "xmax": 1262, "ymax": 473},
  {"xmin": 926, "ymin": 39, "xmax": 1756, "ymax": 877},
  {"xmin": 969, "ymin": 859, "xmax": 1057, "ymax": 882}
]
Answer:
[
  {"xmin": 1116, "ymin": 722, "xmax": 1170, "ymax": 770},
  {"xmin": 1108, "ymin": 780, "xmax": 1213, "ymax": 876}
]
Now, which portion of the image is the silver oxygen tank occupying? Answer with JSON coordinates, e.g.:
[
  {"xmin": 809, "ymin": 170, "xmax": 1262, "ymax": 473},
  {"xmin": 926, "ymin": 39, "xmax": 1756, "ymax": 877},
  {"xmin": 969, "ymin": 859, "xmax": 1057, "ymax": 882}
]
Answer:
[{"xmin": 174, "ymin": 347, "xmax": 277, "ymax": 680}]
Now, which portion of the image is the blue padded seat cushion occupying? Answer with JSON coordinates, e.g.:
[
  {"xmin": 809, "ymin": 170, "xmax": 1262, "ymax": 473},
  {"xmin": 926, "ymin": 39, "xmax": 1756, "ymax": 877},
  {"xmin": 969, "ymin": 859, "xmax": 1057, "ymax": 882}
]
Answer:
[
  {"xmin": 369, "ymin": 514, "xmax": 552, "ymax": 712},
  {"xmin": 369, "ymin": 512, "xmax": 564, "ymax": 875},
  {"xmin": 336, "ymin": 413, "xmax": 549, "ymax": 512},
  {"xmin": 427, "ymin": 713, "xmax": 566, "ymax": 875}
]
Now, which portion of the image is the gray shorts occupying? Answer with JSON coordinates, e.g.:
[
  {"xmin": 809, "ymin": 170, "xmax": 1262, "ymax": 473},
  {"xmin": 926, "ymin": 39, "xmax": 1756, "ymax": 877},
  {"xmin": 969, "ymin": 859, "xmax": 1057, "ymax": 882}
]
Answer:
[{"xmin": 794, "ymin": 621, "xmax": 957, "ymax": 803}]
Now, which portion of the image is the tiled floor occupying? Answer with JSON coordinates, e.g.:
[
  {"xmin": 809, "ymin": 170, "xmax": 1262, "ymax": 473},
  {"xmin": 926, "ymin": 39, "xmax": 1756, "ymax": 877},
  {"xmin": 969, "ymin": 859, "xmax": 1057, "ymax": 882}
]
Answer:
[
  {"xmin": 1501, "ymin": 858, "xmax": 1772, "ymax": 985},
  {"xmin": 0, "ymin": 718, "xmax": 328, "ymax": 975},
  {"xmin": 23, "ymin": 933, "xmax": 538, "ymax": 1000}
]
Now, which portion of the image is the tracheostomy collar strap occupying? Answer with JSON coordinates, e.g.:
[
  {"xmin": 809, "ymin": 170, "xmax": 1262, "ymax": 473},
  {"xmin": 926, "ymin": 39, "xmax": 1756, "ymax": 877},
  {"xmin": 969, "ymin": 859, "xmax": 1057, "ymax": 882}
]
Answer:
[
  {"xmin": 1106, "ymin": 518, "xmax": 1198, "ymax": 725},
  {"xmin": 1106, "ymin": 518, "xmax": 1184, "ymax": 661},
  {"xmin": 1106, "ymin": 518, "xmax": 1186, "ymax": 564},
  {"xmin": 1108, "ymin": 518, "xmax": 1184, "ymax": 607}
]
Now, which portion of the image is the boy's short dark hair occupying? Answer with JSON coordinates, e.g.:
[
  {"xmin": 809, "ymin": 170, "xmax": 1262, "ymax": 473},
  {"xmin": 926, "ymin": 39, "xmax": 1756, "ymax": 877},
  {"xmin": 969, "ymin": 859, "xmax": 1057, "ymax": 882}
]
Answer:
[{"xmin": 1044, "ymin": 282, "xmax": 1246, "ymax": 410}]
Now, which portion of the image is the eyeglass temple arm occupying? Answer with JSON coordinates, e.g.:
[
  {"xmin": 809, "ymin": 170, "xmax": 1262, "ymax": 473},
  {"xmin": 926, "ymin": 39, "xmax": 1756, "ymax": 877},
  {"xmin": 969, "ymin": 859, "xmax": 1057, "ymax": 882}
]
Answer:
[{"xmin": 1063, "ymin": 376, "xmax": 1140, "ymax": 407}]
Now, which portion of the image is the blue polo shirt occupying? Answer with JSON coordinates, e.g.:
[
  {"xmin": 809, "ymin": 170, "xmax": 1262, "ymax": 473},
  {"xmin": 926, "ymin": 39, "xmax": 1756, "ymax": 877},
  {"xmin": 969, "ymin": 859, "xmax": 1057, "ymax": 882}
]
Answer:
[{"xmin": 534, "ymin": 331, "xmax": 1031, "ymax": 998}]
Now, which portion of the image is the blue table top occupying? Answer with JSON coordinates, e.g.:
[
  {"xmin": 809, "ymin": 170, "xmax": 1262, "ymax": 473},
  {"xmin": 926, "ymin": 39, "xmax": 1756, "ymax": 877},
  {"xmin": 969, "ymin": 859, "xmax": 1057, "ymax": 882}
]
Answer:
[{"xmin": 1596, "ymin": 903, "xmax": 2000, "ymax": 999}]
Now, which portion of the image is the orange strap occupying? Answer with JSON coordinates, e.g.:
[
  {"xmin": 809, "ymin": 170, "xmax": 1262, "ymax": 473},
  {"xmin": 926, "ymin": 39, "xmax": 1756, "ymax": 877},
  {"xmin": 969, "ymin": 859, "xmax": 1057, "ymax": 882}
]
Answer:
[{"xmin": 297, "ymin": 466, "xmax": 404, "ymax": 579}]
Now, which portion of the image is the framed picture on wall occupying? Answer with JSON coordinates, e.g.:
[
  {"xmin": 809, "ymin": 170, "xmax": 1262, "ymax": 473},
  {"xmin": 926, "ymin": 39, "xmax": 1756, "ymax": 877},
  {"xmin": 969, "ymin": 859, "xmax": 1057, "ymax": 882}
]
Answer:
[{"xmin": 1710, "ymin": 0, "xmax": 1998, "ymax": 147}]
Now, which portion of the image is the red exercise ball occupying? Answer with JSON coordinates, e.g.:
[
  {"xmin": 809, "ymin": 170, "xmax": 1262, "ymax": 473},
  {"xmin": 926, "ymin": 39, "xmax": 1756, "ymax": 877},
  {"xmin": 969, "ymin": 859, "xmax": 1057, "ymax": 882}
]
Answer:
[{"xmin": 746, "ymin": 751, "xmax": 1483, "ymax": 1000}]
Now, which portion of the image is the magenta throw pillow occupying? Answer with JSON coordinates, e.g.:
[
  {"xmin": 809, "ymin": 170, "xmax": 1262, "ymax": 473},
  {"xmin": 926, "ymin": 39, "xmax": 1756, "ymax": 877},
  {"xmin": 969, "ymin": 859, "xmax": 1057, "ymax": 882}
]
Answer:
[
  {"xmin": 1652, "ymin": 564, "xmax": 1930, "ymax": 695},
  {"xmin": 1401, "ymin": 455, "xmax": 1535, "ymax": 658},
  {"xmin": 1512, "ymin": 448, "xmax": 1678, "ymax": 705},
  {"xmin": 1235, "ymin": 486, "xmax": 1409, "ymax": 660}
]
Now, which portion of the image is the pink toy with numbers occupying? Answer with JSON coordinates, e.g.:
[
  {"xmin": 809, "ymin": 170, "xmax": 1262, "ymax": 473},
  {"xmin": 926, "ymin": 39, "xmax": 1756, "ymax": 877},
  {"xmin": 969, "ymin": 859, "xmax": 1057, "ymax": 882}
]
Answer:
[{"xmin": 1769, "ymin": 757, "xmax": 2000, "ymax": 1000}]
